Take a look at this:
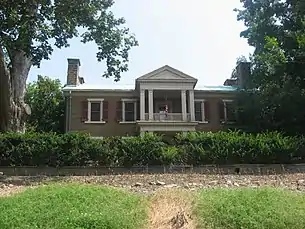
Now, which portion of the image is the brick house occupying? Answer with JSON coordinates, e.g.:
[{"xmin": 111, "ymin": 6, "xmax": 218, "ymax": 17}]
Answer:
[{"xmin": 63, "ymin": 59, "xmax": 250, "ymax": 137}]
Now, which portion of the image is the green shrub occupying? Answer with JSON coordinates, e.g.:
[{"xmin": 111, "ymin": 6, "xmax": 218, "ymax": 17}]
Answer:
[
  {"xmin": 175, "ymin": 131, "xmax": 305, "ymax": 164},
  {"xmin": 115, "ymin": 133, "xmax": 165, "ymax": 167},
  {"xmin": 0, "ymin": 130, "xmax": 304, "ymax": 166}
]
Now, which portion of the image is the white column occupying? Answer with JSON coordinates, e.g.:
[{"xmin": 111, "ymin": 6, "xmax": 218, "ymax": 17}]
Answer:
[
  {"xmin": 140, "ymin": 89, "xmax": 145, "ymax": 120},
  {"xmin": 181, "ymin": 90, "xmax": 187, "ymax": 121},
  {"xmin": 122, "ymin": 101, "xmax": 125, "ymax": 121},
  {"xmin": 148, "ymin": 89, "xmax": 154, "ymax": 120},
  {"xmin": 201, "ymin": 100, "xmax": 205, "ymax": 122},
  {"xmin": 189, "ymin": 90, "xmax": 195, "ymax": 121},
  {"xmin": 87, "ymin": 101, "xmax": 91, "ymax": 121},
  {"xmin": 134, "ymin": 101, "xmax": 137, "ymax": 121}
]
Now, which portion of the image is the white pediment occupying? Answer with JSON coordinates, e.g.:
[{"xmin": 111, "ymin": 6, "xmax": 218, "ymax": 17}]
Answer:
[{"xmin": 136, "ymin": 65, "xmax": 197, "ymax": 82}]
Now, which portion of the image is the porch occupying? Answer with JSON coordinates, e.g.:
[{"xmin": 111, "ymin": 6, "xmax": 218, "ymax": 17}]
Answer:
[
  {"xmin": 139, "ymin": 89, "xmax": 196, "ymax": 122},
  {"xmin": 135, "ymin": 65, "xmax": 199, "ymax": 133},
  {"xmin": 137, "ymin": 89, "xmax": 198, "ymax": 133}
]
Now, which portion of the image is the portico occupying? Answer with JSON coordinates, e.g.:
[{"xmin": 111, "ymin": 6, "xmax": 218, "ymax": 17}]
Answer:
[{"xmin": 135, "ymin": 65, "xmax": 199, "ymax": 133}]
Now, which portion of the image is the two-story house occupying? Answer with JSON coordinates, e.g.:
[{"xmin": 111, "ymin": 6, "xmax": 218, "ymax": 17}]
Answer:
[{"xmin": 63, "ymin": 59, "xmax": 250, "ymax": 137}]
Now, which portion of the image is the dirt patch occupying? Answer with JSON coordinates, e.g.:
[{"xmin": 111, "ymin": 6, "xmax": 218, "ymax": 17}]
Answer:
[
  {"xmin": 148, "ymin": 189, "xmax": 196, "ymax": 229},
  {"xmin": 0, "ymin": 184, "xmax": 27, "ymax": 197}
]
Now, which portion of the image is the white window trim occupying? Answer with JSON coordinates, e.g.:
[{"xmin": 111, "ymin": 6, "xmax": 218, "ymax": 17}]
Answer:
[
  {"xmin": 194, "ymin": 99, "xmax": 209, "ymax": 124},
  {"xmin": 120, "ymin": 99, "xmax": 138, "ymax": 124},
  {"xmin": 85, "ymin": 98, "xmax": 106, "ymax": 124},
  {"xmin": 221, "ymin": 99, "xmax": 235, "ymax": 124}
]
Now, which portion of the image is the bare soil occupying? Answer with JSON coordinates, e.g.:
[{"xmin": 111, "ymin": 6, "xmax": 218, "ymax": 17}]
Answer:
[
  {"xmin": 1, "ymin": 173, "xmax": 305, "ymax": 229},
  {"xmin": 1, "ymin": 173, "xmax": 305, "ymax": 197},
  {"xmin": 148, "ymin": 189, "xmax": 195, "ymax": 229}
]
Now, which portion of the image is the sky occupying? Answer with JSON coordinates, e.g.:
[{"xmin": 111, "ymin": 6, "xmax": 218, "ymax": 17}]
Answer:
[{"xmin": 28, "ymin": 0, "xmax": 255, "ymax": 87}]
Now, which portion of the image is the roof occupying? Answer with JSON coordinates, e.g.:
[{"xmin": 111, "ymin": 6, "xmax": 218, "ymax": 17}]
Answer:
[
  {"xmin": 62, "ymin": 84, "xmax": 237, "ymax": 92},
  {"xmin": 136, "ymin": 65, "xmax": 197, "ymax": 82}
]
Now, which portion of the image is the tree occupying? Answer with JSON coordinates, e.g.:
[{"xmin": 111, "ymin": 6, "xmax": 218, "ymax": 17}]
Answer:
[
  {"xmin": 0, "ymin": 0, "xmax": 138, "ymax": 132},
  {"xmin": 234, "ymin": 0, "xmax": 305, "ymax": 135},
  {"xmin": 25, "ymin": 75, "xmax": 65, "ymax": 133}
]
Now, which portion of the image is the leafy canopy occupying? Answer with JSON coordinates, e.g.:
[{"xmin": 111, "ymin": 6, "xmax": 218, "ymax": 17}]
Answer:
[
  {"xmin": 25, "ymin": 75, "xmax": 64, "ymax": 133},
  {"xmin": 234, "ymin": 0, "xmax": 305, "ymax": 135},
  {"xmin": 0, "ymin": 0, "xmax": 138, "ymax": 81}
]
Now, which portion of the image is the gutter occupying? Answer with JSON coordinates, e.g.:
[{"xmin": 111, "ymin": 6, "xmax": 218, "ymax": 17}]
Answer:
[{"xmin": 68, "ymin": 90, "xmax": 72, "ymax": 132}]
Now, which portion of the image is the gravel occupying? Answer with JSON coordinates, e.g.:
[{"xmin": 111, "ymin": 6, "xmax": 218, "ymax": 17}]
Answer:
[{"xmin": 1, "ymin": 173, "xmax": 305, "ymax": 196}]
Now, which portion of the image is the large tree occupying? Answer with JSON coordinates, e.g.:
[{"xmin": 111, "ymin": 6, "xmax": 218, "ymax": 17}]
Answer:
[
  {"xmin": 234, "ymin": 0, "xmax": 305, "ymax": 135},
  {"xmin": 0, "ymin": 0, "xmax": 138, "ymax": 132},
  {"xmin": 25, "ymin": 75, "xmax": 65, "ymax": 133}
]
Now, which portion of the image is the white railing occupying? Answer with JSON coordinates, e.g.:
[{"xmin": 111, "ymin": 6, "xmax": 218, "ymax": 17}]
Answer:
[{"xmin": 144, "ymin": 113, "xmax": 190, "ymax": 121}]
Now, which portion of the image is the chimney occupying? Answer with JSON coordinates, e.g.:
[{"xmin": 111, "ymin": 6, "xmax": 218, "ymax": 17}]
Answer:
[
  {"xmin": 235, "ymin": 62, "xmax": 251, "ymax": 88},
  {"xmin": 223, "ymin": 62, "xmax": 251, "ymax": 88},
  {"xmin": 67, "ymin": 58, "xmax": 81, "ymax": 86}
]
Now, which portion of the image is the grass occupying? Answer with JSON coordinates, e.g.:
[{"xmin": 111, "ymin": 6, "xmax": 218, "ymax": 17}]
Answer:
[
  {"xmin": 2, "ymin": 183, "xmax": 305, "ymax": 229},
  {"xmin": 195, "ymin": 187, "xmax": 305, "ymax": 229},
  {"xmin": 0, "ymin": 184, "xmax": 147, "ymax": 229}
]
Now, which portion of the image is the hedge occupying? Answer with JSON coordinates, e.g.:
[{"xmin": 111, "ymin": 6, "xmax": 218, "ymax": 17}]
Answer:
[{"xmin": 0, "ymin": 131, "xmax": 304, "ymax": 167}]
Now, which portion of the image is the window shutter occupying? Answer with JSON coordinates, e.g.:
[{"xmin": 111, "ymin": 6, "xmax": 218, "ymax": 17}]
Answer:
[
  {"xmin": 103, "ymin": 101, "xmax": 108, "ymax": 121},
  {"xmin": 81, "ymin": 101, "xmax": 88, "ymax": 122},
  {"xmin": 116, "ymin": 101, "xmax": 122, "ymax": 122},
  {"xmin": 204, "ymin": 101, "xmax": 210, "ymax": 121},
  {"xmin": 136, "ymin": 101, "xmax": 140, "ymax": 120},
  {"xmin": 219, "ymin": 100, "xmax": 225, "ymax": 121}
]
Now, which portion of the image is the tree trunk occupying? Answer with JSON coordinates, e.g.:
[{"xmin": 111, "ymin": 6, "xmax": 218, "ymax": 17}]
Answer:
[
  {"xmin": 0, "ymin": 48, "xmax": 32, "ymax": 133},
  {"xmin": 0, "ymin": 47, "xmax": 10, "ymax": 132}
]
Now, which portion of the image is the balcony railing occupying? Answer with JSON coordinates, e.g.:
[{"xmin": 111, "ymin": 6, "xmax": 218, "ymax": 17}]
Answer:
[{"xmin": 144, "ymin": 113, "xmax": 190, "ymax": 121}]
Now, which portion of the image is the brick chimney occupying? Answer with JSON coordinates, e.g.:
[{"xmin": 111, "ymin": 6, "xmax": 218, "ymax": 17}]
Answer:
[
  {"xmin": 223, "ymin": 62, "xmax": 251, "ymax": 88},
  {"xmin": 67, "ymin": 58, "xmax": 81, "ymax": 86},
  {"xmin": 235, "ymin": 62, "xmax": 251, "ymax": 88}
]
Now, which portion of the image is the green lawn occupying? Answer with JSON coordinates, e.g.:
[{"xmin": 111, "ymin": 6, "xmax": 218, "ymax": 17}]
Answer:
[
  {"xmin": 195, "ymin": 188, "xmax": 305, "ymax": 229},
  {"xmin": 0, "ymin": 184, "xmax": 147, "ymax": 229}
]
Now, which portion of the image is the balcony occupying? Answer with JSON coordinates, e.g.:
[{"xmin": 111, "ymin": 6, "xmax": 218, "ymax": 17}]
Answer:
[
  {"xmin": 137, "ymin": 112, "xmax": 198, "ymax": 133},
  {"xmin": 144, "ymin": 112, "xmax": 191, "ymax": 122}
]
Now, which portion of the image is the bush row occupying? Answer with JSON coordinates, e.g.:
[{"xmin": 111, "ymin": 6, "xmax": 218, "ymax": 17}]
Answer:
[{"xmin": 0, "ymin": 131, "xmax": 305, "ymax": 167}]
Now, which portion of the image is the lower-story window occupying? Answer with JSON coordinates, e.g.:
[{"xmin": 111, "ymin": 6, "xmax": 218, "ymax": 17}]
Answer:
[
  {"xmin": 90, "ymin": 102, "xmax": 101, "ymax": 121},
  {"xmin": 194, "ymin": 100, "xmax": 210, "ymax": 122},
  {"xmin": 121, "ymin": 99, "xmax": 137, "ymax": 122},
  {"xmin": 125, "ymin": 102, "xmax": 135, "ymax": 121},
  {"xmin": 81, "ymin": 98, "xmax": 107, "ymax": 123},
  {"xmin": 220, "ymin": 99, "xmax": 237, "ymax": 123}
]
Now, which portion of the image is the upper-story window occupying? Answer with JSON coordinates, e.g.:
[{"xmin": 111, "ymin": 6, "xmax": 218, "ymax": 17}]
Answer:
[{"xmin": 194, "ymin": 99, "xmax": 210, "ymax": 123}]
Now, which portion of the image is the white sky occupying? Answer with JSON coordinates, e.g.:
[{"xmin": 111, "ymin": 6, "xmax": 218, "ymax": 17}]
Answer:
[{"xmin": 28, "ymin": 0, "xmax": 254, "ymax": 87}]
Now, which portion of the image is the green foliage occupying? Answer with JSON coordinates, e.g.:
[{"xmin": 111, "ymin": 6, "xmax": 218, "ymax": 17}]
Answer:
[
  {"xmin": 25, "ymin": 75, "xmax": 65, "ymax": 133},
  {"xmin": 175, "ymin": 131, "xmax": 303, "ymax": 164},
  {"xmin": 0, "ymin": 184, "xmax": 147, "ymax": 229},
  {"xmin": 195, "ymin": 188, "xmax": 305, "ymax": 229},
  {"xmin": 0, "ymin": 131, "xmax": 304, "ymax": 166},
  {"xmin": 234, "ymin": 0, "xmax": 305, "ymax": 135},
  {"xmin": 0, "ymin": 0, "xmax": 138, "ymax": 81}
]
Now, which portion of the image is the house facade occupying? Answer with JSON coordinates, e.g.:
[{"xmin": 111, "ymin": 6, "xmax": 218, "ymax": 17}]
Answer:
[{"xmin": 63, "ymin": 59, "xmax": 250, "ymax": 137}]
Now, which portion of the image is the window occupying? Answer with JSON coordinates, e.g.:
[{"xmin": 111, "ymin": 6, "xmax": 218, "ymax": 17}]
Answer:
[
  {"xmin": 82, "ymin": 98, "xmax": 106, "ymax": 123},
  {"xmin": 90, "ymin": 102, "xmax": 101, "ymax": 121},
  {"xmin": 125, "ymin": 102, "xmax": 135, "ymax": 121},
  {"xmin": 194, "ymin": 100, "xmax": 210, "ymax": 122},
  {"xmin": 225, "ymin": 101, "xmax": 237, "ymax": 122},
  {"xmin": 195, "ymin": 101, "xmax": 202, "ymax": 121},
  {"xmin": 120, "ymin": 99, "xmax": 137, "ymax": 123},
  {"xmin": 220, "ymin": 99, "xmax": 236, "ymax": 123}
]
